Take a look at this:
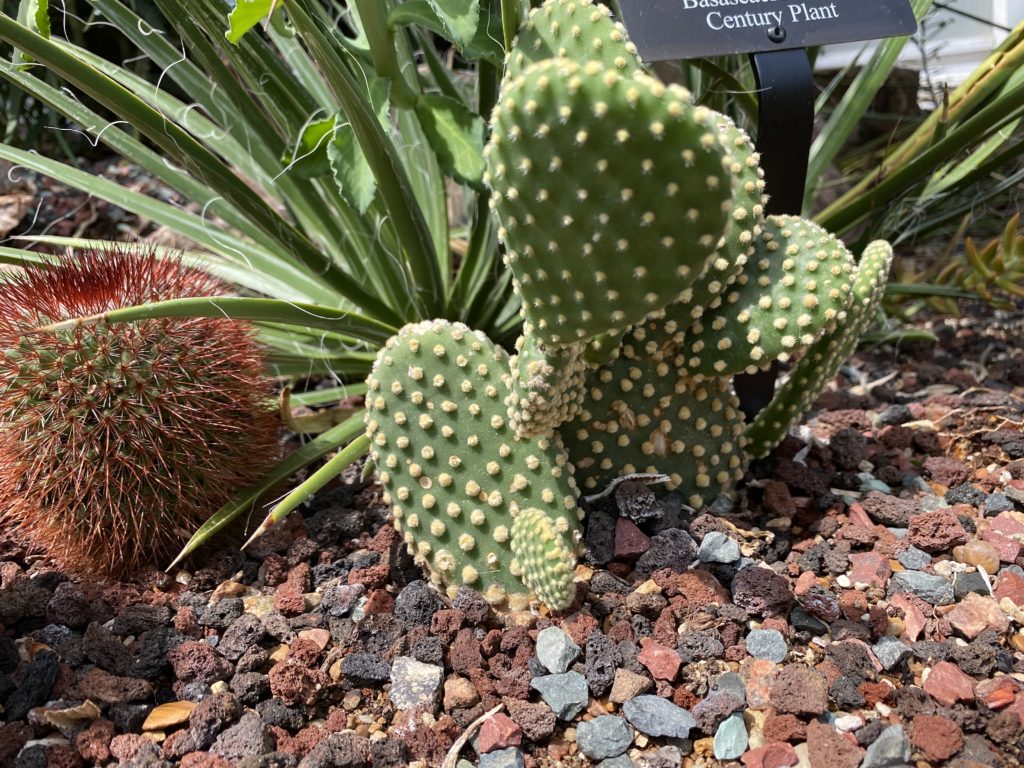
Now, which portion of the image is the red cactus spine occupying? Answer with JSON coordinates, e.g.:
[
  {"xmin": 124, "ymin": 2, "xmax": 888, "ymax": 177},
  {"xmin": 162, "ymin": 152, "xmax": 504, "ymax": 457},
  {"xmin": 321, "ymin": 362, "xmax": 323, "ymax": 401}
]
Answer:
[{"xmin": 0, "ymin": 248, "xmax": 279, "ymax": 577}]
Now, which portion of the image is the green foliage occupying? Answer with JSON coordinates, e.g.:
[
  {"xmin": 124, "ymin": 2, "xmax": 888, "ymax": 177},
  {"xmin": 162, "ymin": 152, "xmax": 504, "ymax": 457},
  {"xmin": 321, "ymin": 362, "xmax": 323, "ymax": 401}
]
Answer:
[
  {"xmin": 0, "ymin": 0, "xmax": 525, "ymax": 566},
  {"xmin": 0, "ymin": 0, "xmax": 906, "ymax": 606}
]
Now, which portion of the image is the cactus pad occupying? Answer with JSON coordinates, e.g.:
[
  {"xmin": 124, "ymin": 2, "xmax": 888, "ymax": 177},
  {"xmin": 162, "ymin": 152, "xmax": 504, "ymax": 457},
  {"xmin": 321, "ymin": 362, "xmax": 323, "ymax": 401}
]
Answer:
[
  {"xmin": 744, "ymin": 240, "xmax": 894, "ymax": 458},
  {"xmin": 662, "ymin": 115, "xmax": 766, "ymax": 330},
  {"xmin": 681, "ymin": 216, "xmax": 855, "ymax": 376},
  {"xmin": 507, "ymin": 333, "xmax": 588, "ymax": 439},
  {"xmin": 364, "ymin": 320, "xmax": 582, "ymax": 609},
  {"xmin": 485, "ymin": 57, "xmax": 734, "ymax": 347},
  {"xmin": 507, "ymin": 0, "xmax": 642, "ymax": 80},
  {"xmin": 559, "ymin": 315, "xmax": 747, "ymax": 508}
]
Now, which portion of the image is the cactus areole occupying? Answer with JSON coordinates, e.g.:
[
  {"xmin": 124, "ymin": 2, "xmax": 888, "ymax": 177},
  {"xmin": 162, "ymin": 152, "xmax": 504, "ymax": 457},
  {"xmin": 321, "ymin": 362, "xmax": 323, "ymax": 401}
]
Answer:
[{"xmin": 364, "ymin": 0, "xmax": 896, "ymax": 611}]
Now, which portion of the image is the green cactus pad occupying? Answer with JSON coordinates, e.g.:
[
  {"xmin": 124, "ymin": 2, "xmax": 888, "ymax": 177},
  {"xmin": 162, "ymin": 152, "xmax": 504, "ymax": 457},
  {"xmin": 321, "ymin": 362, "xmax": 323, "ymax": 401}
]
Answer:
[
  {"xmin": 680, "ymin": 215, "xmax": 856, "ymax": 377},
  {"xmin": 744, "ymin": 240, "xmax": 894, "ymax": 458},
  {"xmin": 507, "ymin": 0, "xmax": 642, "ymax": 80},
  {"xmin": 511, "ymin": 507, "xmax": 579, "ymax": 610},
  {"xmin": 559, "ymin": 315, "xmax": 748, "ymax": 508},
  {"xmin": 661, "ymin": 115, "xmax": 766, "ymax": 331},
  {"xmin": 485, "ymin": 58, "xmax": 734, "ymax": 347},
  {"xmin": 507, "ymin": 334, "xmax": 588, "ymax": 439},
  {"xmin": 364, "ymin": 320, "xmax": 582, "ymax": 609}
]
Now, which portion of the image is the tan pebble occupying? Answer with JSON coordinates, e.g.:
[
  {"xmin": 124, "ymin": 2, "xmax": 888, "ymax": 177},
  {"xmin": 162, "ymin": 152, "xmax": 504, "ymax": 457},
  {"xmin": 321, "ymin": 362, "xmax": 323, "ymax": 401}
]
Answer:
[{"xmin": 952, "ymin": 541, "xmax": 1000, "ymax": 574}]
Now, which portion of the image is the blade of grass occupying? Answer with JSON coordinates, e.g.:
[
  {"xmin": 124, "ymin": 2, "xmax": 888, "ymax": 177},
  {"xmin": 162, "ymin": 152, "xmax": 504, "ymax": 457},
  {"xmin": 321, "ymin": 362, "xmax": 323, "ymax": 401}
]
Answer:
[
  {"xmin": 167, "ymin": 414, "xmax": 366, "ymax": 569},
  {"xmin": 242, "ymin": 433, "xmax": 371, "ymax": 549}
]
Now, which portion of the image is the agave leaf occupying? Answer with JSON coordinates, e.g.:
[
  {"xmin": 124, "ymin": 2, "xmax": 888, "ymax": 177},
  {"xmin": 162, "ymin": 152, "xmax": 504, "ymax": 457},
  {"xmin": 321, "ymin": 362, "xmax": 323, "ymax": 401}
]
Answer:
[
  {"xmin": 241, "ymin": 433, "xmax": 371, "ymax": 550},
  {"xmin": 167, "ymin": 415, "xmax": 366, "ymax": 569}
]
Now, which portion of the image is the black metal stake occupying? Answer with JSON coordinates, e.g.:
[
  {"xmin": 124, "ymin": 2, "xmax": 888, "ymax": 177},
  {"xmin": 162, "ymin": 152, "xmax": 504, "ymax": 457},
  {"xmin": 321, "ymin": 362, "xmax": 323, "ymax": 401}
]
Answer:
[{"xmin": 734, "ymin": 46, "xmax": 814, "ymax": 420}]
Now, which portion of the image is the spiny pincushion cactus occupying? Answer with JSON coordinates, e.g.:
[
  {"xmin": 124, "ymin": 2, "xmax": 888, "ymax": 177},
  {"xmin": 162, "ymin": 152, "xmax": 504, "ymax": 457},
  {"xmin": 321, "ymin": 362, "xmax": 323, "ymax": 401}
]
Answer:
[
  {"xmin": 363, "ymin": 0, "xmax": 895, "ymax": 610},
  {"xmin": 364, "ymin": 320, "xmax": 582, "ymax": 609},
  {"xmin": 745, "ymin": 240, "xmax": 895, "ymax": 458},
  {"xmin": 485, "ymin": 57, "xmax": 736, "ymax": 348},
  {"xmin": 0, "ymin": 249, "xmax": 279, "ymax": 577}
]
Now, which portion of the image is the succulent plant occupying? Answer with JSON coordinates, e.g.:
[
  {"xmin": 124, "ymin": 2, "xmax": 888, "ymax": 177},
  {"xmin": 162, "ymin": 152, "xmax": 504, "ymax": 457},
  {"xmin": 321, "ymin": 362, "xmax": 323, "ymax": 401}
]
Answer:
[
  {"xmin": 745, "ymin": 240, "xmax": 895, "ymax": 458},
  {"xmin": 0, "ymin": 248, "xmax": 279, "ymax": 577},
  {"xmin": 364, "ymin": 0, "xmax": 894, "ymax": 610},
  {"xmin": 484, "ymin": 56, "xmax": 736, "ymax": 349},
  {"xmin": 364, "ymin": 320, "xmax": 582, "ymax": 610}
]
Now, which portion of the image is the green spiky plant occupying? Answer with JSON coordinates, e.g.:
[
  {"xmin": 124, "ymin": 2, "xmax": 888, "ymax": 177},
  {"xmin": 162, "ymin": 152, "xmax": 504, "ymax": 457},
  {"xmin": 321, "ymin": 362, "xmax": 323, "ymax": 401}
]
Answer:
[
  {"xmin": 0, "ymin": 248, "xmax": 279, "ymax": 576},
  {"xmin": 362, "ymin": 2, "xmax": 895, "ymax": 610}
]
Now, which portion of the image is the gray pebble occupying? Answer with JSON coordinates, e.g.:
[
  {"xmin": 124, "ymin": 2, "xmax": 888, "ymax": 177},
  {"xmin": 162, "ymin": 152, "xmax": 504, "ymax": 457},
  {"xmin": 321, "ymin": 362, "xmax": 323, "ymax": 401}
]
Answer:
[
  {"xmin": 479, "ymin": 747, "xmax": 526, "ymax": 768},
  {"xmin": 985, "ymin": 493, "xmax": 1015, "ymax": 516},
  {"xmin": 531, "ymin": 671, "xmax": 589, "ymax": 720},
  {"xmin": 710, "ymin": 672, "xmax": 746, "ymax": 703},
  {"xmin": 896, "ymin": 546, "xmax": 932, "ymax": 571},
  {"xmin": 862, "ymin": 724, "xmax": 911, "ymax": 767},
  {"xmin": 887, "ymin": 571, "xmax": 953, "ymax": 606},
  {"xmin": 622, "ymin": 695, "xmax": 696, "ymax": 739},
  {"xmin": 713, "ymin": 712, "xmax": 748, "ymax": 761},
  {"xmin": 873, "ymin": 636, "xmax": 912, "ymax": 671},
  {"xmin": 953, "ymin": 571, "xmax": 990, "ymax": 601},
  {"xmin": 745, "ymin": 629, "xmax": 787, "ymax": 663},
  {"xmin": 598, "ymin": 756, "xmax": 636, "ymax": 768},
  {"xmin": 697, "ymin": 532, "xmax": 740, "ymax": 564},
  {"xmin": 388, "ymin": 656, "xmax": 442, "ymax": 710},
  {"xmin": 535, "ymin": 626, "xmax": 580, "ymax": 675},
  {"xmin": 577, "ymin": 715, "xmax": 633, "ymax": 760},
  {"xmin": 860, "ymin": 476, "xmax": 892, "ymax": 494}
]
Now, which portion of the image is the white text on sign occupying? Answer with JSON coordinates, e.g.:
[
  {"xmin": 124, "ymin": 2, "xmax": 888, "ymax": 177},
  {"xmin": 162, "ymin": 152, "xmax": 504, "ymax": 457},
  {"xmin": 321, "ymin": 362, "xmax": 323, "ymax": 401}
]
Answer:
[{"xmin": 680, "ymin": 0, "xmax": 840, "ymax": 32}]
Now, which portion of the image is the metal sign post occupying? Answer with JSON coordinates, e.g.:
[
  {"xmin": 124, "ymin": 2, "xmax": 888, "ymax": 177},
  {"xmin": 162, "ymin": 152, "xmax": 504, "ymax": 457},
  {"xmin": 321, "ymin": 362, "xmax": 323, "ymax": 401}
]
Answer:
[{"xmin": 734, "ymin": 47, "xmax": 814, "ymax": 418}]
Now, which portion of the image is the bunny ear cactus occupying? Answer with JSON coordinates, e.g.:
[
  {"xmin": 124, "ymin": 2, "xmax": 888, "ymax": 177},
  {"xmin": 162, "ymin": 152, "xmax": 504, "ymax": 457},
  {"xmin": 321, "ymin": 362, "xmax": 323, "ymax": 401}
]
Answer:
[
  {"xmin": 364, "ymin": 320, "xmax": 582, "ymax": 610},
  {"xmin": 744, "ymin": 240, "xmax": 895, "ymax": 458},
  {"xmin": 484, "ymin": 57, "xmax": 736, "ymax": 348},
  {"xmin": 681, "ymin": 216, "xmax": 856, "ymax": 377},
  {"xmin": 560, "ymin": 314, "xmax": 748, "ymax": 507},
  {"xmin": 507, "ymin": 0, "xmax": 643, "ymax": 80}
]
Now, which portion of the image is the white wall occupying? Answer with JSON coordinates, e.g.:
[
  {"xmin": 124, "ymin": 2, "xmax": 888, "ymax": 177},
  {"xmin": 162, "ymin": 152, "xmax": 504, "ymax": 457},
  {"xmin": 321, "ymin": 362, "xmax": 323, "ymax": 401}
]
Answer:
[{"xmin": 815, "ymin": 0, "xmax": 1024, "ymax": 87}]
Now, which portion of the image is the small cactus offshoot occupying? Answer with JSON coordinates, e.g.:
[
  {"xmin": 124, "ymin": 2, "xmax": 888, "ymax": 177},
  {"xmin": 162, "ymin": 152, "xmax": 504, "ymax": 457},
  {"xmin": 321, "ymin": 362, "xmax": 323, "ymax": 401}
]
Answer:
[{"xmin": 0, "ymin": 249, "xmax": 279, "ymax": 577}]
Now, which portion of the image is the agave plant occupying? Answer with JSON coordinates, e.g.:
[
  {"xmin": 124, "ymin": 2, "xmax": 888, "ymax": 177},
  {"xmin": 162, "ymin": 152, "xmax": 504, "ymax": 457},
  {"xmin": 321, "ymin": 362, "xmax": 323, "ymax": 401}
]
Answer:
[{"xmin": 0, "ymin": 0, "xmax": 1020, "ymax": 579}]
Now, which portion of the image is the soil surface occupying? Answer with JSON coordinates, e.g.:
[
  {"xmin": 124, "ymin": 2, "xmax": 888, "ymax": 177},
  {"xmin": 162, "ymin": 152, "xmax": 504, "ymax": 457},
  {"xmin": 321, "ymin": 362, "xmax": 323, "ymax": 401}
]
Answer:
[{"xmin": 2, "ymin": 168, "xmax": 1024, "ymax": 768}]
